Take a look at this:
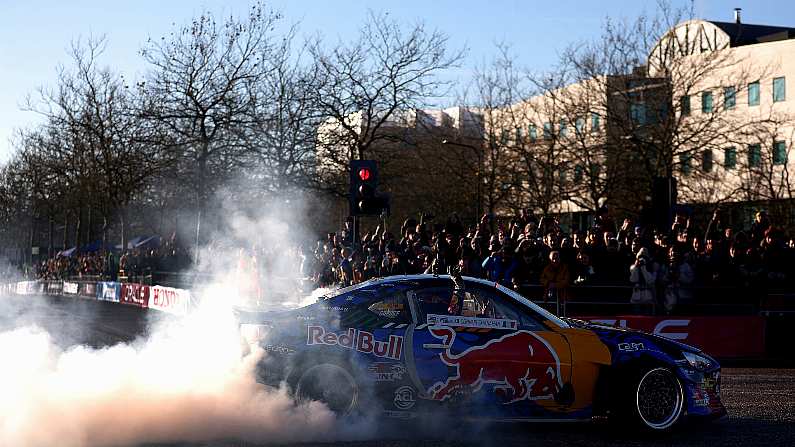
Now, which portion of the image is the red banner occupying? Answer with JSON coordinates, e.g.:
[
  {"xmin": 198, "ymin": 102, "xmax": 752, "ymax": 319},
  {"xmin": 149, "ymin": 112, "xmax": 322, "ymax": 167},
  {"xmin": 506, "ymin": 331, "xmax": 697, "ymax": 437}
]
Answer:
[
  {"xmin": 120, "ymin": 283, "xmax": 150, "ymax": 308},
  {"xmin": 577, "ymin": 315, "xmax": 766, "ymax": 358}
]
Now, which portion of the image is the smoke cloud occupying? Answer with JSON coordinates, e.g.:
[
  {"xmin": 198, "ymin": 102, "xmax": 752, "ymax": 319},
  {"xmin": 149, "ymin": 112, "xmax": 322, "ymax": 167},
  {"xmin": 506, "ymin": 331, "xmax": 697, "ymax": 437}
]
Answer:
[
  {"xmin": 0, "ymin": 295, "xmax": 341, "ymax": 447},
  {"xmin": 0, "ymin": 187, "xmax": 373, "ymax": 446}
]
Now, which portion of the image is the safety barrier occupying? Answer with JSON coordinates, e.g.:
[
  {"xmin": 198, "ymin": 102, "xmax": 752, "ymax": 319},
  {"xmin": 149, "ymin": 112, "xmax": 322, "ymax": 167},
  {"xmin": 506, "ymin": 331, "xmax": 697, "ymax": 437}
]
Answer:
[{"xmin": 1, "ymin": 279, "xmax": 192, "ymax": 317}]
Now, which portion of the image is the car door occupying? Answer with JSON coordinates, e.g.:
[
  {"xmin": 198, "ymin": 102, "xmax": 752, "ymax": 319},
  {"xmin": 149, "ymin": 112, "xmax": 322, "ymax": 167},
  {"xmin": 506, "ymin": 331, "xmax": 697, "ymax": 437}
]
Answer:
[
  {"xmin": 407, "ymin": 280, "xmax": 573, "ymax": 419},
  {"xmin": 312, "ymin": 283, "xmax": 415, "ymax": 411}
]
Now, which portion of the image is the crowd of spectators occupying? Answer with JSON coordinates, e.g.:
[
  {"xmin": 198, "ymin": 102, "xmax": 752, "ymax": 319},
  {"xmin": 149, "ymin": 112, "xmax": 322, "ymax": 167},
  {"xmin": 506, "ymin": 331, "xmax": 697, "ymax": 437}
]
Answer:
[
  {"xmin": 34, "ymin": 240, "xmax": 192, "ymax": 282},
  {"xmin": 301, "ymin": 208, "xmax": 795, "ymax": 314}
]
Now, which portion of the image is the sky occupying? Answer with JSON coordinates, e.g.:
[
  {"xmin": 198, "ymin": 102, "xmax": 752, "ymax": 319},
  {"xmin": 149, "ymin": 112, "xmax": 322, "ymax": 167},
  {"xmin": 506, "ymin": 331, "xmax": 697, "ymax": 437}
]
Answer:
[{"xmin": 1, "ymin": 0, "xmax": 794, "ymax": 163}]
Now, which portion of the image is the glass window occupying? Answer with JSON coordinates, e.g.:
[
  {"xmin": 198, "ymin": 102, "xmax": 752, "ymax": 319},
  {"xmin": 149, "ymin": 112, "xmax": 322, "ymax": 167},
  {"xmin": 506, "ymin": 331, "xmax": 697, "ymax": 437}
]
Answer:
[
  {"xmin": 724, "ymin": 87, "xmax": 736, "ymax": 109},
  {"xmin": 515, "ymin": 127, "xmax": 522, "ymax": 142},
  {"xmin": 702, "ymin": 149, "xmax": 713, "ymax": 172},
  {"xmin": 724, "ymin": 147, "xmax": 737, "ymax": 169},
  {"xmin": 411, "ymin": 286, "xmax": 453, "ymax": 322},
  {"xmin": 748, "ymin": 144, "xmax": 762, "ymax": 168},
  {"xmin": 773, "ymin": 77, "xmax": 786, "ymax": 102},
  {"xmin": 337, "ymin": 289, "xmax": 412, "ymax": 329},
  {"xmin": 500, "ymin": 129, "xmax": 509, "ymax": 144},
  {"xmin": 463, "ymin": 285, "xmax": 545, "ymax": 330},
  {"xmin": 574, "ymin": 165, "xmax": 584, "ymax": 183},
  {"xmin": 748, "ymin": 81, "xmax": 760, "ymax": 106},
  {"xmin": 681, "ymin": 95, "xmax": 691, "ymax": 115},
  {"xmin": 559, "ymin": 119, "xmax": 568, "ymax": 137},
  {"xmin": 528, "ymin": 123, "xmax": 537, "ymax": 142},
  {"xmin": 575, "ymin": 117, "xmax": 585, "ymax": 136},
  {"xmin": 559, "ymin": 163, "xmax": 568, "ymax": 183},
  {"xmin": 589, "ymin": 163, "xmax": 601, "ymax": 178},
  {"xmin": 543, "ymin": 122, "xmax": 552, "ymax": 140},
  {"xmin": 680, "ymin": 153, "xmax": 692, "ymax": 175},
  {"xmin": 701, "ymin": 91, "xmax": 713, "ymax": 113},
  {"xmin": 773, "ymin": 140, "xmax": 787, "ymax": 165},
  {"xmin": 591, "ymin": 112, "xmax": 600, "ymax": 132},
  {"xmin": 631, "ymin": 103, "xmax": 646, "ymax": 124}
]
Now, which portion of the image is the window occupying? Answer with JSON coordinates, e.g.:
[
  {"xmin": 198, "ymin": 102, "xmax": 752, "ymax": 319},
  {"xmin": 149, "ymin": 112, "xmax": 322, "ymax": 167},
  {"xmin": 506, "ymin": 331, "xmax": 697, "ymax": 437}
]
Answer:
[
  {"xmin": 702, "ymin": 149, "xmax": 713, "ymax": 172},
  {"xmin": 724, "ymin": 147, "xmax": 737, "ymax": 169},
  {"xmin": 500, "ymin": 129, "xmax": 509, "ymax": 144},
  {"xmin": 575, "ymin": 117, "xmax": 585, "ymax": 136},
  {"xmin": 559, "ymin": 163, "xmax": 568, "ymax": 183},
  {"xmin": 680, "ymin": 153, "xmax": 692, "ymax": 175},
  {"xmin": 773, "ymin": 140, "xmax": 787, "ymax": 165},
  {"xmin": 681, "ymin": 95, "xmax": 691, "ymax": 115},
  {"xmin": 701, "ymin": 91, "xmax": 713, "ymax": 113},
  {"xmin": 748, "ymin": 81, "xmax": 760, "ymax": 106},
  {"xmin": 773, "ymin": 77, "xmax": 786, "ymax": 102},
  {"xmin": 336, "ymin": 289, "xmax": 411, "ymax": 329},
  {"xmin": 462, "ymin": 285, "xmax": 545, "ymax": 330},
  {"xmin": 589, "ymin": 163, "xmax": 601, "ymax": 178},
  {"xmin": 724, "ymin": 87, "xmax": 736, "ymax": 110},
  {"xmin": 515, "ymin": 127, "xmax": 522, "ymax": 142},
  {"xmin": 543, "ymin": 122, "xmax": 552, "ymax": 140},
  {"xmin": 528, "ymin": 123, "xmax": 537, "ymax": 142},
  {"xmin": 559, "ymin": 119, "xmax": 568, "ymax": 137},
  {"xmin": 574, "ymin": 165, "xmax": 584, "ymax": 183},
  {"xmin": 630, "ymin": 103, "xmax": 646, "ymax": 125},
  {"xmin": 591, "ymin": 112, "xmax": 601, "ymax": 133},
  {"xmin": 748, "ymin": 144, "xmax": 762, "ymax": 168}
]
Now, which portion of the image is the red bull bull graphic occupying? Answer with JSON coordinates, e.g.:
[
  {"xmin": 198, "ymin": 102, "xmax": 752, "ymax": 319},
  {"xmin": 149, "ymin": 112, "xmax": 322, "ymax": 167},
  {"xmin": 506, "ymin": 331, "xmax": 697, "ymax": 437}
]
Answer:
[
  {"xmin": 427, "ymin": 327, "xmax": 563, "ymax": 404},
  {"xmin": 307, "ymin": 326, "xmax": 403, "ymax": 360}
]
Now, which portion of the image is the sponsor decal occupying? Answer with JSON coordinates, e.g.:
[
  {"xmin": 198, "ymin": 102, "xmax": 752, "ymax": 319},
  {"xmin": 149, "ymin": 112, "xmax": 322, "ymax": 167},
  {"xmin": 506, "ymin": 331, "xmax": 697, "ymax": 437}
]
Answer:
[
  {"xmin": 368, "ymin": 362, "xmax": 406, "ymax": 382},
  {"xmin": 426, "ymin": 314, "xmax": 518, "ymax": 330},
  {"xmin": 46, "ymin": 281, "xmax": 63, "ymax": 294},
  {"xmin": 63, "ymin": 282, "xmax": 79, "ymax": 295},
  {"xmin": 149, "ymin": 286, "xmax": 190, "ymax": 315},
  {"xmin": 427, "ymin": 327, "xmax": 562, "ymax": 403},
  {"xmin": 393, "ymin": 386, "xmax": 416, "ymax": 410},
  {"xmin": 306, "ymin": 326, "xmax": 403, "ymax": 360},
  {"xmin": 368, "ymin": 298, "xmax": 405, "ymax": 319},
  {"xmin": 263, "ymin": 344, "xmax": 295, "ymax": 355},
  {"xmin": 617, "ymin": 342, "xmax": 645, "ymax": 352},
  {"xmin": 383, "ymin": 410, "xmax": 417, "ymax": 419}
]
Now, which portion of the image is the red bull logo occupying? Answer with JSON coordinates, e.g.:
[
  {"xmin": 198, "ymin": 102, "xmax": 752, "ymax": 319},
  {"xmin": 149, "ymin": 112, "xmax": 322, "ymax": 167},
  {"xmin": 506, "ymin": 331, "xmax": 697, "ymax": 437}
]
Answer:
[
  {"xmin": 307, "ymin": 326, "xmax": 403, "ymax": 360},
  {"xmin": 428, "ymin": 327, "xmax": 563, "ymax": 403}
]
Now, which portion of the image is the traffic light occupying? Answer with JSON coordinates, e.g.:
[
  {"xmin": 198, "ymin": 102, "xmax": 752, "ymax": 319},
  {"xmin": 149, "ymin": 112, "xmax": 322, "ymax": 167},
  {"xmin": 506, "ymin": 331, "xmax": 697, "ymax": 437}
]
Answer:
[{"xmin": 349, "ymin": 160, "xmax": 390, "ymax": 216}]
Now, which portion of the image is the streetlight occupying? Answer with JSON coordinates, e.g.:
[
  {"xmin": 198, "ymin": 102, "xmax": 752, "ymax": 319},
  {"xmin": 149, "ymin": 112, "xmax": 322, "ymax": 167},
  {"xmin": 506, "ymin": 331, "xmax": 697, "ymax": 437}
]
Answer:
[{"xmin": 442, "ymin": 139, "xmax": 483, "ymax": 220}]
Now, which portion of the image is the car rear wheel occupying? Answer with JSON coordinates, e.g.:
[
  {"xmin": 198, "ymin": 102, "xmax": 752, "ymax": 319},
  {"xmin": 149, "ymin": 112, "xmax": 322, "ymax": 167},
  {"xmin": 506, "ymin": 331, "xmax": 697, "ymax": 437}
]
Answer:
[
  {"xmin": 634, "ymin": 367, "xmax": 684, "ymax": 430},
  {"xmin": 295, "ymin": 363, "xmax": 359, "ymax": 416}
]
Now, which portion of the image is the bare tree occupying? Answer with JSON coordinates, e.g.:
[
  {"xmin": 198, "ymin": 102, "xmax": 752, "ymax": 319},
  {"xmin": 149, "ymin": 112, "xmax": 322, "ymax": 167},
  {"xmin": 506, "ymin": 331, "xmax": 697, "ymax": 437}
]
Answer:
[{"xmin": 310, "ymin": 12, "xmax": 465, "ymax": 197}]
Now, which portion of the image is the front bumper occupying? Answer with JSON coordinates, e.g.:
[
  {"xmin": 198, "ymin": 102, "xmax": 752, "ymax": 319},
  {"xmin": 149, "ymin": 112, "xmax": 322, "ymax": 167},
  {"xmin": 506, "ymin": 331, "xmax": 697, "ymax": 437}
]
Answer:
[{"xmin": 681, "ymin": 367, "xmax": 726, "ymax": 419}]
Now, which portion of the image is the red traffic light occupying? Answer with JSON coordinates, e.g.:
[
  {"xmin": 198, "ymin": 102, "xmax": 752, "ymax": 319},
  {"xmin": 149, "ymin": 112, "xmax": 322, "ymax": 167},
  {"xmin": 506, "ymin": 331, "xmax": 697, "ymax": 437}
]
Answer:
[{"xmin": 358, "ymin": 167, "xmax": 372, "ymax": 181}]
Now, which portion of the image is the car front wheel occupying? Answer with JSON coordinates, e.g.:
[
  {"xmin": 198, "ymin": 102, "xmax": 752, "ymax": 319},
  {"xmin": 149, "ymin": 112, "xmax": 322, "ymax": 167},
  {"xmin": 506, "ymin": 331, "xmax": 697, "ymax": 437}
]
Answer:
[{"xmin": 634, "ymin": 367, "xmax": 684, "ymax": 430}]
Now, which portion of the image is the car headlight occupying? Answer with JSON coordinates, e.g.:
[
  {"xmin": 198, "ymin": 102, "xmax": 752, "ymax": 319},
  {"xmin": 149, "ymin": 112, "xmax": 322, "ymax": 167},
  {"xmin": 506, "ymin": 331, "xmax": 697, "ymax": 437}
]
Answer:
[{"xmin": 682, "ymin": 351, "xmax": 714, "ymax": 371}]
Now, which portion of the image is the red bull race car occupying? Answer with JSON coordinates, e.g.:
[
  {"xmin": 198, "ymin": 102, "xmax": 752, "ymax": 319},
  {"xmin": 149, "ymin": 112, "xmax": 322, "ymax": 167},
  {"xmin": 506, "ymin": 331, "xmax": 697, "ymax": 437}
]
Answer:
[{"xmin": 243, "ymin": 275, "xmax": 725, "ymax": 431}]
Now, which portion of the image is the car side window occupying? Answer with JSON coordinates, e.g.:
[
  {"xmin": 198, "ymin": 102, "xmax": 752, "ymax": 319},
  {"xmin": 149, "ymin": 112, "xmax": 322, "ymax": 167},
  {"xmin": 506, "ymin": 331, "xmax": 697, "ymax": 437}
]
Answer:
[
  {"xmin": 465, "ymin": 285, "xmax": 546, "ymax": 331},
  {"xmin": 338, "ymin": 288, "xmax": 411, "ymax": 329},
  {"xmin": 411, "ymin": 285, "xmax": 454, "ymax": 322}
]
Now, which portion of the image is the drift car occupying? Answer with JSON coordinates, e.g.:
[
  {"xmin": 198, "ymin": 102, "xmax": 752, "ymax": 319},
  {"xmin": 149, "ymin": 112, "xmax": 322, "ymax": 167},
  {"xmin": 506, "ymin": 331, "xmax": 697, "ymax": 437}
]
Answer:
[{"xmin": 242, "ymin": 275, "xmax": 725, "ymax": 431}]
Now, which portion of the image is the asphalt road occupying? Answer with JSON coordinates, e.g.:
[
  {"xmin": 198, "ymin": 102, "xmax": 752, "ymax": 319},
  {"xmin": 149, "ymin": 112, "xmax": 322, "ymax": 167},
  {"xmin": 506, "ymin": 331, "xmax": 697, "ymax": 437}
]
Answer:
[{"xmin": 1, "ymin": 293, "xmax": 793, "ymax": 447}]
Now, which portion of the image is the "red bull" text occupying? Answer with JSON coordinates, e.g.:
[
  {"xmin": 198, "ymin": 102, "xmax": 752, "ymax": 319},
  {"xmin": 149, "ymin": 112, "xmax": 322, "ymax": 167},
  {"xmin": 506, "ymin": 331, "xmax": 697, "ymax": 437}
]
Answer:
[{"xmin": 307, "ymin": 326, "xmax": 403, "ymax": 360}]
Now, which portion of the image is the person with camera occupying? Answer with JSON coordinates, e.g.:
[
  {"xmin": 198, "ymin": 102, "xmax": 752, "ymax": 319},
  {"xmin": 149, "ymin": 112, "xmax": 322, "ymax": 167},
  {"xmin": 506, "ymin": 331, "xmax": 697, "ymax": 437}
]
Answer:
[{"xmin": 629, "ymin": 247, "xmax": 657, "ymax": 314}]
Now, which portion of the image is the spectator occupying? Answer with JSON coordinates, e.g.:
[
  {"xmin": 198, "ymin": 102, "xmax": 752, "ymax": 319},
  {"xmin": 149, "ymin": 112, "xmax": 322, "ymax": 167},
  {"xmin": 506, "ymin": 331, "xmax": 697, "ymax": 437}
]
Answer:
[
  {"xmin": 630, "ymin": 247, "xmax": 656, "ymax": 314},
  {"xmin": 540, "ymin": 251, "xmax": 570, "ymax": 313}
]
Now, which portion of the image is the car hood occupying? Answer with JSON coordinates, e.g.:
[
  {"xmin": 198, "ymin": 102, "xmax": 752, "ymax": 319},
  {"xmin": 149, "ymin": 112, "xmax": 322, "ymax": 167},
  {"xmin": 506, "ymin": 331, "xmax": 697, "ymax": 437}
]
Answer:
[{"xmin": 563, "ymin": 317, "xmax": 702, "ymax": 354}]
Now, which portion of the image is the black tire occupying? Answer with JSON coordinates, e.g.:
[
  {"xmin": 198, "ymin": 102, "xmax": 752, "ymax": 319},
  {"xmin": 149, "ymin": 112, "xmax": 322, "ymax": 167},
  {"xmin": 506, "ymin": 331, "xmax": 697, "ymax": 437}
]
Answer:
[
  {"xmin": 629, "ymin": 367, "xmax": 685, "ymax": 431},
  {"xmin": 293, "ymin": 362, "xmax": 360, "ymax": 416}
]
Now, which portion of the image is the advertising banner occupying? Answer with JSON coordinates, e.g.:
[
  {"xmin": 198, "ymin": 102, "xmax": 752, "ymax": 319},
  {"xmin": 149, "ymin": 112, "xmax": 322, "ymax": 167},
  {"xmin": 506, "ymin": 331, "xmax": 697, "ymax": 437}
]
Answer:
[
  {"xmin": 97, "ymin": 281, "xmax": 121, "ymax": 302},
  {"xmin": 120, "ymin": 283, "xmax": 150, "ymax": 308},
  {"xmin": 63, "ymin": 282, "xmax": 79, "ymax": 295},
  {"xmin": 16, "ymin": 281, "xmax": 29, "ymax": 295},
  {"xmin": 578, "ymin": 315, "xmax": 766, "ymax": 358},
  {"xmin": 79, "ymin": 282, "xmax": 97, "ymax": 299},
  {"xmin": 149, "ymin": 286, "xmax": 190, "ymax": 316},
  {"xmin": 46, "ymin": 281, "xmax": 63, "ymax": 295}
]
